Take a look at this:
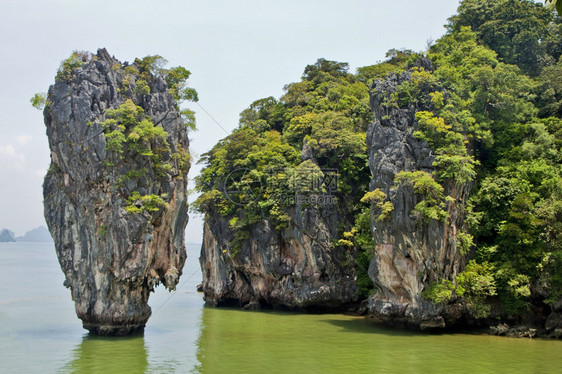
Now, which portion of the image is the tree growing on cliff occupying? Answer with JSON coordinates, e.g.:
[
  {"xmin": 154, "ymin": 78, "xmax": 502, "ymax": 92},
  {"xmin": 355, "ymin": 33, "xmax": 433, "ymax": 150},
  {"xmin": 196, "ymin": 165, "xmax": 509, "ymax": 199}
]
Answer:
[
  {"xmin": 412, "ymin": 0, "xmax": 562, "ymax": 319},
  {"xmin": 195, "ymin": 58, "xmax": 374, "ymax": 295},
  {"xmin": 30, "ymin": 93, "xmax": 47, "ymax": 110},
  {"xmin": 448, "ymin": 0, "xmax": 558, "ymax": 75},
  {"xmin": 546, "ymin": 0, "xmax": 562, "ymax": 15},
  {"xmin": 41, "ymin": 49, "xmax": 197, "ymax": 335}
]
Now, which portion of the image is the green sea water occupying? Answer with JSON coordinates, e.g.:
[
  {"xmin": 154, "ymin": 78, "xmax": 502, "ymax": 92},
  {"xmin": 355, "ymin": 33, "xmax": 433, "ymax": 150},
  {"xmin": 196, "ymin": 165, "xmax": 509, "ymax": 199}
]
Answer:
[{"xmin": 1, "ymin": 242, "xmax": 561, "ymax": 373}]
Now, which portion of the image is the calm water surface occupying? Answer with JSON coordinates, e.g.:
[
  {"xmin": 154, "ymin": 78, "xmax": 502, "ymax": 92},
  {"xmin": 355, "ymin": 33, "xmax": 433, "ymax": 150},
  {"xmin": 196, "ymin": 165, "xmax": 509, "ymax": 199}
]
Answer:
[{"xmin": 1, "ymin": 242, "xmax": 561, "ymax": 373}]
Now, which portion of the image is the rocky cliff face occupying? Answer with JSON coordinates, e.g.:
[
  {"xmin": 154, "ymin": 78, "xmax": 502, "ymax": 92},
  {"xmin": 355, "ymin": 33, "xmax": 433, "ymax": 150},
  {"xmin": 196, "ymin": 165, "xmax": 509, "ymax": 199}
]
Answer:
[
  {"xmin": 545, "ymin": 297, "xmax": 562, "ymax": 338},
  {"xmin": 200, "ymin": 162, "xmax": 357, "ymax": 311},
  {"xmin": 200, "ymin": 217, "xmax": 357, "ymax": 311},
  {"xmin": 366, "ymin": 63, "xmax": 470, "ymax": 329},
  {"xmin": 43, "ymin": 49, "xmax": 190, "ymax": 335}
]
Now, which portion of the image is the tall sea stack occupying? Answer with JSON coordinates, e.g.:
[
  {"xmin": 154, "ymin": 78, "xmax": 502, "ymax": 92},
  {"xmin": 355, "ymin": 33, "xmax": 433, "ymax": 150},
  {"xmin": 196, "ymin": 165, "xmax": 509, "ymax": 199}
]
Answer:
[{"xmin": 43, "ymin": 49, "xmax": 192, "ymax": 335}]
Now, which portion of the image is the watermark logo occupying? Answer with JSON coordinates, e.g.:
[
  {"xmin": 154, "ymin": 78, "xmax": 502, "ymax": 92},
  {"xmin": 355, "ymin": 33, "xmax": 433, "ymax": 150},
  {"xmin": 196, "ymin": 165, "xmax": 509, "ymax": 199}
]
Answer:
[{"xmin": 222, "ymin": 168, "xmax": 263, "ymax": 206}]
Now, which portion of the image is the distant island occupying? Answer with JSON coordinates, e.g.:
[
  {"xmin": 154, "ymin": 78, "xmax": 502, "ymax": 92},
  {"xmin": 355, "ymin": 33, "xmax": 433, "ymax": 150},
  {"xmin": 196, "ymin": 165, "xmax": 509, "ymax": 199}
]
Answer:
[
  {"xmin": 0, "ymin": 229, "xmax": 15, "ymax": 242},
  {"xmin": 16, "ymin": 226, "xmax": 53, "ymax": 242},
  {"xmin": 0, "ymin": 226, "xmax": 53, "ymax": 242}
]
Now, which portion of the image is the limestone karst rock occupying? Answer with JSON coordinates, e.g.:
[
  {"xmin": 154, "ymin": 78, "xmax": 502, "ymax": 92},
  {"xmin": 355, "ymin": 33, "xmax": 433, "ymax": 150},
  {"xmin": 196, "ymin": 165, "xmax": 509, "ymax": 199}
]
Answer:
[
  {"xmin": 366, "ymin": 60, "xmax": 470, "ymax": 329},
  {"xmin": 200, "ymin": 201, "xmax": 357, "ymax": 311},
  {"xmin": 43, "ymin": 49, "xmax": 191, "ymax": 335},
  {"xmin": 199, "ymin": 147, "xmax": 357, "ymax": 311}
]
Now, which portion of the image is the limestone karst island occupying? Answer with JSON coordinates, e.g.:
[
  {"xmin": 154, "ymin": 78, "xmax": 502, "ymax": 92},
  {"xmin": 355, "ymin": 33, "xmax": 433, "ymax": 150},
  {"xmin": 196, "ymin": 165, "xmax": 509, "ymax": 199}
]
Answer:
[
  {"xmin": 41, "ymin": 49, "xmax": 194, "ymax": 335},
  {"xmin": 28, "ymin": 0, "xmax": 562, "ymax": 357}
]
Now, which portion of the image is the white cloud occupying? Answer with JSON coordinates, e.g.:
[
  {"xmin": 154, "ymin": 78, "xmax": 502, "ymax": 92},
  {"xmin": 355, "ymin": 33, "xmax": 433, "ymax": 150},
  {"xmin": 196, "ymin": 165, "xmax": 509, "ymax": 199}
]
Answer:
[
  {"xmin": 0, "ymin": 143, "xmax": 26, "ymax": 166},
  {"xmin": 17, "ymin": 135, "xmax": 32, "ymax": 146},
  {"xmin": 0, "ymin": 144, "xmax": 16, "ymax": 156}
]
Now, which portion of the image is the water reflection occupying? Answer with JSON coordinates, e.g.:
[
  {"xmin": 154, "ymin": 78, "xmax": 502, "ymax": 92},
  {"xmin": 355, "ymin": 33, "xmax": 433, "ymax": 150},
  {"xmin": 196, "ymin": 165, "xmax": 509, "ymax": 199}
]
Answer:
[
  {"xmin": 191, "ymin": 308, "xmax": 411, "ymax": 373},
  {"xmin": 0, "ymin": 242, "xmax": 205, "ymax": 373},
  {"xmin": 60, "ymin": 334, "xmax": 148, "ymax": 373},
  {"xmin": 192, "ymin": 307, "xmax": 375, "ymax": 373},
  {"xmin": 4, "ymin": 242, "xmax": 561, "ymax": 373},
  {"xmin": 192, "ymin": 307, "xmax": 562, "ymax": 374}
]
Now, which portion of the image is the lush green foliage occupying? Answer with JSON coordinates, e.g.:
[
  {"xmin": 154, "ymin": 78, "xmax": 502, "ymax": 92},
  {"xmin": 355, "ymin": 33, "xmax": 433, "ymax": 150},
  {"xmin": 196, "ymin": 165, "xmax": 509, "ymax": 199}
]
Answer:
[
  {"xmin": 55, "ymin": 51, "xmax": 90, "ymax": 82},
  {"xmin": 423, "ymin": 261, "xmax": 497, "ymax": 318},
  {"xmin": 422, "ymin": 279, "xmax": 456, "ymax": 304},
  {"xmin": 456, "ymin": 261, "xmax": 498, "ymax": 318},
  {"xmin": 538, "ymin": 57, "xmax": 562, "ymax": 117},
  {"xmin": 30, "ymin": 93, "xmax": 48, "ymax": 110},
  {"xmin": 419, "ymin": 0, "xmax": 562, "ymax": 317},
  {"xmin": 361, "ymin": 189, "xmax": 393, "ymax": 222},
  {"xmin": 356, "ymin": 49, "xmax": 416, "ymax": 86},
  {"xmin": 468, "ymin": 118, "xmax": 562, "ymax": 311},
  {"xmin": 100, "ymin": 54, "xmax": 197, "ymax": 215},
  {"xmin": 395, "ymin": 171, "xmax": 452, "ymax": 222},
  {"xmin": 344, "ymin": 206, "xmax": 377, "ymax": 299},
  {"xmin": 99, "ymin": 99, "xmax": 173, "ymax": 215},
  {"xmin": 413, "ymin": 111, "xmax": 478, "ymax": 184},
  {"xmin": 125, "ymin": 191, "xmax": 168, "ymax": 214},
  {"xmin": 195, "ymin": 0, "xmax": 562, "ymax": 316},
  {"xmin": 101, "ymin": 99, "xmax": 169, "ymax": 159},
  {"xmin": 448, "ymin": 0, "xmax": 559, "ymax": 75},
  {"xmin": 118, "ymin": 55, "xmax": 198, "ymax": 132},
  {"xmin": 546, "ymin": 0, "xmax": 562, "ymax": 15},
  {"xmin": 195, "ymin": 57, "xmax": 373, "ymax": 287},
  {"xmin": 101, "ymin": 54, "xmax": 197, "ymax": 176}
]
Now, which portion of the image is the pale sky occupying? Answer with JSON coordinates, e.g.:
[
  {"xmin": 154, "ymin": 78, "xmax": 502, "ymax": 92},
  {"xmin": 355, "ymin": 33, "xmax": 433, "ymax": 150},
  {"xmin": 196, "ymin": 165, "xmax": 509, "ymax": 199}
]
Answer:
[{"xmin": 0, "ymin": 0, "xmax": 460, "ymax": 242}]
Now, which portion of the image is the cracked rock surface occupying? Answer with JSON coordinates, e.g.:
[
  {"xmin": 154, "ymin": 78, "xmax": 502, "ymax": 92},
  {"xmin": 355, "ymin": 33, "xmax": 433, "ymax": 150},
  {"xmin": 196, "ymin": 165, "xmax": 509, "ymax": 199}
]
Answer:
[
  {"xmin": 43, "ymin": 49, "xmax": 189, "ymax": 335},
  {"xmin": 366, "ymin": 61, "xmax": 471, "ymax": 329},
  {"xmin": 200, "ymin": 202, "xmax": 357, "ymax": 311}
]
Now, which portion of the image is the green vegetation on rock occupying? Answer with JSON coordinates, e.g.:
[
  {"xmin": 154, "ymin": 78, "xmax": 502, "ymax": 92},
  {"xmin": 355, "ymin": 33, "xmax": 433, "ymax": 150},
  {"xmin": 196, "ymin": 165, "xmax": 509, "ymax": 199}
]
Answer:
[
  {"xmin": 81, "ymin": 53, "xmax": 197, "ymax": 218},
  {"xmin": 415, "ymin": 0, "xmax": 562, "ymax": 319},
  {"xmin": 195, "ymin": 57, "xmax": 373, "ymax": 290},
  {"xmin": 197, "ymin": 0, "xmax": 562, "ymax": 322},
  {"xmin": 30, "ymin": 93, "xmax": 48, "ymax": 110},
  {"xmin": 55, "ymin": 51, "xmax": 90, "ymax": 82}
]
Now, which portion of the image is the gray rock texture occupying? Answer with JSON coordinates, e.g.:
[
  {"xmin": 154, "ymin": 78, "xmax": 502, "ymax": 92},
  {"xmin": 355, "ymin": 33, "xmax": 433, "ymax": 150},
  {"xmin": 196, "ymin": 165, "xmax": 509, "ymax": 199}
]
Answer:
[
  {"xmin": 200, "ymin": 190, "xmax": 357, "ymax": 311},
  {"xmin": 545, "ymin": 312, "xmax": 562, "ymax": 330},
  {"xmin": 366, "ymin": 63, "xmax": 470, "ymax": 328},
  {"xmin": 43, "ymin": 49, "xmax": 189, "ymax": 335},
  {"xmin": 545, "ymin": 297, "xmax": 562, "ymax": 334}
]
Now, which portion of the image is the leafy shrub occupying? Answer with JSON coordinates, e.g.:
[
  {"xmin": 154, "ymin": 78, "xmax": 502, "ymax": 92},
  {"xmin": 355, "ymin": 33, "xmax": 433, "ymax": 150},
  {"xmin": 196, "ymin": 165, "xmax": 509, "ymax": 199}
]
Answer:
[
  {"xmin": 395, "ymin": 171, "xmax": 451, "ymax": 222},
  {"xmin": 55, "ymin": 51, "xmax": 90, "ymax": 82}
]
